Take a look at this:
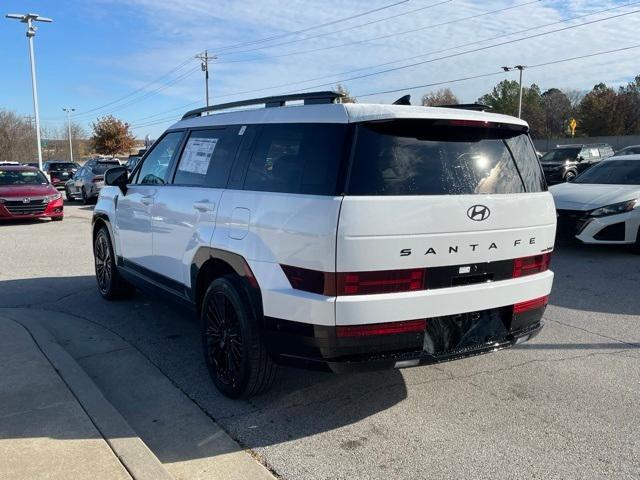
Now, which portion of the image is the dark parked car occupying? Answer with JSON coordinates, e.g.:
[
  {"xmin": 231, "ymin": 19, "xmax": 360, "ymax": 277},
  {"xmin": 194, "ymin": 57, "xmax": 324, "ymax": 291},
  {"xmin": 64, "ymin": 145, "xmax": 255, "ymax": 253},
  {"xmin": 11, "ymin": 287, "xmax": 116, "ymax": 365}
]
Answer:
[
  {"xmin": 42, "ymin": 161, "xmax": 77, "ymax": 189},
  {"xmin": 65, "ymin": 161, "xmax": 117, "ymax": 204},
  {"xmin": 613, "ymin": 145, "xmax": 640, "ymax": 157},
  {"xmin": 540, "ymin": 143, "xmax": 614, "ymax": 184}
]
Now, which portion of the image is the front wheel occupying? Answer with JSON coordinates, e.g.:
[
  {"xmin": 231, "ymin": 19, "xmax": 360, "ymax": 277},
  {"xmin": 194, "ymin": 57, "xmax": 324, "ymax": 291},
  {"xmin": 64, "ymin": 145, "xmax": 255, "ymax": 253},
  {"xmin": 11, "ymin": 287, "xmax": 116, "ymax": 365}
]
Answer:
[
  {"xmin": 201, "ymin": 276, "xmax": 277, "ymax": 398},
  {"xmin": 94, "ymin": 227, "xmax": 134, "ymax": 300},
  {"xmin": 564, "ymin": 170, "xmax": 577, "ymax": 182}
]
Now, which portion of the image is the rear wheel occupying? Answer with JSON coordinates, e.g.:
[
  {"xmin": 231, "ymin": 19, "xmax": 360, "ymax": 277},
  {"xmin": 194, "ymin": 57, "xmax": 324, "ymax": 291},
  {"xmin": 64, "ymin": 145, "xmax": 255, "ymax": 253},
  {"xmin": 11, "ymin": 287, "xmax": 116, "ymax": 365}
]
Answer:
[
  {"xmin": 201, "ymin": 276, "xmax": 276, "ymax": 398},
  {"xmin": 82, "ymin": 187, "xmax": 89, "ymax": 204},
  {"xmin": 564, "ymin": 170, "xmax": 577, "ymax": 182},
  {"xmin": 94, "ymin": 227, "xmax": 134, "ymax": 300},
  {"xmin": 65, "ymin": 187, "xmax": 74, "ymax": 201}
]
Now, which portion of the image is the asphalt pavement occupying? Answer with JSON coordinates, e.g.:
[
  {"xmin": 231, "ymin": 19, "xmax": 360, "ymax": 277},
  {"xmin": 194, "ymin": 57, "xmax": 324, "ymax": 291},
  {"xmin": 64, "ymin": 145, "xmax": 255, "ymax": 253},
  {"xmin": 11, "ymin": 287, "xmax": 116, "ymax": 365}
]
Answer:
[{"xmin": 0, "ymin": 202, "xmax": 638, "ymax": 480}]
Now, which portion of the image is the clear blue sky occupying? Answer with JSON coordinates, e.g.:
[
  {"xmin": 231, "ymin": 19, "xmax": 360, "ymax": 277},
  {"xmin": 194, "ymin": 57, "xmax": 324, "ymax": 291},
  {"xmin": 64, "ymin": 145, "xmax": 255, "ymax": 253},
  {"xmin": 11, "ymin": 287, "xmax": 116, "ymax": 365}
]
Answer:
[{"xmin": 2, "ymin": 0, "xmax": 639, "ymax": 139}]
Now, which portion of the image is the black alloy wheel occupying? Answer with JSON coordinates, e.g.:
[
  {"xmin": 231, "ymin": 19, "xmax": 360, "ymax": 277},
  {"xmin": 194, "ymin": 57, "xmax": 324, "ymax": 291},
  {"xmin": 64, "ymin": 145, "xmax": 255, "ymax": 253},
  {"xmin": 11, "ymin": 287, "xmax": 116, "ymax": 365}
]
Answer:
[
  {"xmin": 94, "ymin": 227, "xmax": 134, "ymax": 300},
  {"xmin": 201, "ymin": 276, "xmax": 276, "ymax": 398},
  {"xmin": 204, "ymin": 291, "xmax": 244, "ymax": 388}
]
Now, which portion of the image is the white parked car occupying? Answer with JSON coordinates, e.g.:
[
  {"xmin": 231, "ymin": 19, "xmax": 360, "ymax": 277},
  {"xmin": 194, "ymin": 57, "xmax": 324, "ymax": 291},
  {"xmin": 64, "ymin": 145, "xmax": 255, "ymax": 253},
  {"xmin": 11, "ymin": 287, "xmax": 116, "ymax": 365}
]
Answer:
[
  {"xmin": 92, "ymin": 91, "xmax": 556, "ymax": 398},
  {"xmin": 550, "ymin": 155, "xmax": 640, "ymax": 252}
]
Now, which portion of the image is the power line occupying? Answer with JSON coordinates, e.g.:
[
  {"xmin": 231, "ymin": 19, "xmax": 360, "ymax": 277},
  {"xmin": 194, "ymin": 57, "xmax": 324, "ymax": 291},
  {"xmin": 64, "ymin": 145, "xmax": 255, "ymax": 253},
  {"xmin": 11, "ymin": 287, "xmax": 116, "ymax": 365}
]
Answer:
[
  {"xmin": 216, "ymin": 0, "xmax": 543, "ymax": 63},
  {"xmin": 354, "ymin": 44, "xmax": 640, "ymax": 97},
  {"xmin": 194, "ymin": 1, "xmax": 640, "ymax": 104},
  {"xmin": 206, "ymin": 0, "xmax": 411, "ymax": 55},
  {"xmin": 281, "ymin": 7, "xmax": 640, "ymax": 93},
  {"xmin": 210, "ymin": 0, "xmax": 452, "ymax": 57},
  {"xmin": 129, "ymin": 44, "xmax": 640, "ymax": 131}
]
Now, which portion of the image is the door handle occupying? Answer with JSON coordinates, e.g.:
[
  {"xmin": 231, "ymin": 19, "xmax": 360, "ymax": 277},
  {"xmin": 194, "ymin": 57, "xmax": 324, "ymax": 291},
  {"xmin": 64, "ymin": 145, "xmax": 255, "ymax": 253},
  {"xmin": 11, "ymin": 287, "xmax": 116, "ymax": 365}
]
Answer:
[
  {"xmin": 193, "ymin": 200, "xmax": 215, "ymax": 212},
  {"xmin": 140, "ymin": 195, "xmax": 154, "ymax": 206}
]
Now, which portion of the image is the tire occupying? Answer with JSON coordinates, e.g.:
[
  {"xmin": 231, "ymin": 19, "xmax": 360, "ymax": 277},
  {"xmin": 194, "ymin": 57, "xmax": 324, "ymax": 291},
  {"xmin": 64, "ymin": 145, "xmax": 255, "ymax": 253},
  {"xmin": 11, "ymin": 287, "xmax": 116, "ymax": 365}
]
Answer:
[
  {"xmin": 201, "ymin": 275, "xmax": 277, "ymax": 398},
  {"xmin": 564, "ymin": 170, "xmax": 577, "ymax": 182},
  {"xmin": 65, "ymin": 187, "xmax": 73, "ymax": 201},
  {"xmin": 94, "ymin": 227, "xmax": 135, "ymax": 300},
  {"xmin": 51, "ymin": 216, "xmax": 63, "ymax": 222},
  {"xmin": 82, "ymin": 187, "xmax": 89, "ymax": 205}
]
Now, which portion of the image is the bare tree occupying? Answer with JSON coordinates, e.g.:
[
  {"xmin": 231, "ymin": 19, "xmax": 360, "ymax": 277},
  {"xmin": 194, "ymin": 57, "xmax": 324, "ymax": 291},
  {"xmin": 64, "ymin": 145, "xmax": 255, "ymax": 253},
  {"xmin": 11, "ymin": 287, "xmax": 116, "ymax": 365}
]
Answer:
[
  {"xmin": 562, "ymin": 89, "xmax": 586, "ymax": 110},
  {"xmin": 421, "ymin": 88, "xmax": 459, "ymax": 106},
  {"xmin": 0, "ymin": 110, "xmax": 37, "ymax": 163},
  {"xmin": 335, "ymin": 83, "xmax": 356, "ymax": 103}
]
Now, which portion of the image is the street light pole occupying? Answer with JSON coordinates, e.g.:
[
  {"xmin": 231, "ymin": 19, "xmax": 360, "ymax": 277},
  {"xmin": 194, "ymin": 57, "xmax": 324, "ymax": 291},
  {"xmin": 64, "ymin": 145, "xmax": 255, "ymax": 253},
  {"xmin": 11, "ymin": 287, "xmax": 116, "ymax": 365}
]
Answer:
[
  {"xmin": 63, "ymin": 107, "xmax": 75, "ymax": 163},
  {"xmin": 196, "ymin": 50, "xmax": 217, "ymax": 107},
  {"xmin": 6, "ymin": 13, "xmax": 53, "ymax": 170},
  {"xmin": 502, "ymin": 65, "xmax": 527, "ymax": 119}
]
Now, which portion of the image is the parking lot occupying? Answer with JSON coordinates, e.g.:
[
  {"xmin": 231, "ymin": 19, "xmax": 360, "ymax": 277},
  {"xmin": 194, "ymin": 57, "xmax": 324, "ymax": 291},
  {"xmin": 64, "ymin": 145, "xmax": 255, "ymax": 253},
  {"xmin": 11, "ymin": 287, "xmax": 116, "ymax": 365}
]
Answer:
[{"xmin": 1, "ymin": 202, "xmax": 639, "ymax": 480}]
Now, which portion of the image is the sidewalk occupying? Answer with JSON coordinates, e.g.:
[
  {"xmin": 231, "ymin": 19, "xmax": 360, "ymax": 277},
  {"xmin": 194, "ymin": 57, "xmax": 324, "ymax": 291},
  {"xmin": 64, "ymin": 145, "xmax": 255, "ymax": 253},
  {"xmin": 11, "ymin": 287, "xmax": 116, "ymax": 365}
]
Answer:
[{"xmin": 0, "ymin": 316, "xmax": 132, "ymax": 480}]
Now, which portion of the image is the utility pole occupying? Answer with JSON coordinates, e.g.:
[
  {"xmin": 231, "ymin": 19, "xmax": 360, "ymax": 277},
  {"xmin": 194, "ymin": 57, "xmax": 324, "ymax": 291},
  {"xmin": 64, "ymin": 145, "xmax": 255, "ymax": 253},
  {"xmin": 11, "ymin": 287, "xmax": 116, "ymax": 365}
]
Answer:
[
  {"xmin": 195, "ymin": 50, "xmax": 217, "ymax": 107},
  {"xmin": 62, "ymin": 107, "xmax": 75, "ymax": 163},
  {"xmin": 502, "ymin": 65, "xmax": 527, "ymax": 118},
  {"xmin": 6, "ymin": 13, "xmax": 53, "ymax": 170}
]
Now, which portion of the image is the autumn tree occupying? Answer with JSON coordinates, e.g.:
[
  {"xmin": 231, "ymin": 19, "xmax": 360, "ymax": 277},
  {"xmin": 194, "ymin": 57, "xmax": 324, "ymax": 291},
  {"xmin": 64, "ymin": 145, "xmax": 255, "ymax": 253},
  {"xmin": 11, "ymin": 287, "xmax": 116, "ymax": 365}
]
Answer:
[
  {"xmin": 577, "ymin": 83, "xmax": 621, "ymax": 136},
  {"xmin": 421, "ymin": 88, "xmax": 459, "ymax": 106},
  {"xmin": 541, "ymin": 88, "xmax": 572, "ymax": 138},
  {"xmin": 335, "ymin": 83, "xmax": 356, "ymax": 103},
  {"xmin": 90, "ymin": 115, "xmax": 136, "ymax": 156}
]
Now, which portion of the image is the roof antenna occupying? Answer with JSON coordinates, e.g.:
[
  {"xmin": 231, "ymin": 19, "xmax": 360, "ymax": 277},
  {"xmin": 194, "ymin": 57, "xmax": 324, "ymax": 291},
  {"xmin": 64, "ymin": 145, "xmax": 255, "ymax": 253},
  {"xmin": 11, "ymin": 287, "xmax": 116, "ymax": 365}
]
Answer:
[{"xmin": 392, "ymin": 94, "xmax": 411, "ymax": 106}]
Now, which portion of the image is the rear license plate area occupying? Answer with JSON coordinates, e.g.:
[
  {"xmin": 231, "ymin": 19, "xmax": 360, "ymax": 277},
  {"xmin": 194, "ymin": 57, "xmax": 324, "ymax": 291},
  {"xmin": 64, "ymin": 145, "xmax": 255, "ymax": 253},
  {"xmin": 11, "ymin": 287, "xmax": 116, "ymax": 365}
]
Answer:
[{"xmin": 423, "ymin": 307, "xmax": 510, "ymax": 355}]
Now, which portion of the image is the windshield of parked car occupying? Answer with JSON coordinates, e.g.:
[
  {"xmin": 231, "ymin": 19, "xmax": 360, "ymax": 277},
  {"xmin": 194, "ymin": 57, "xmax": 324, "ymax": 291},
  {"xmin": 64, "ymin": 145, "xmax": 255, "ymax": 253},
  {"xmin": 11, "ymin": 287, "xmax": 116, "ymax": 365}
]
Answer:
[
  {"xmin": 0, "ymin": 169, "xmax": 48, "ymax": 186},
  {"xmin": 348, "ymin": 120, "xmax": 545, "ymax": 195},
  {"xmin": 615, "ymin": 147, "xmax": 640, "ymax": 156},
  {"xmin": 49, "ymin": 162, "xmax": 76, "ymax": 171},
  {"xmin": 541, "ymin": 148, "xmax": 581, "ymax": 163},
  {"xmin": 574, "ymin": 160, "xmax": 640, "ymax": 185}
]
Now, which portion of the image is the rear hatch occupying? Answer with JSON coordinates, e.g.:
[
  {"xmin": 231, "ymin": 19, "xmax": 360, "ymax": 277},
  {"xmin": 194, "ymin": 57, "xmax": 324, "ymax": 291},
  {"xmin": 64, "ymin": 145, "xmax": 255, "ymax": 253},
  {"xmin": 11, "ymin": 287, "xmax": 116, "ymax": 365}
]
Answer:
[{"xmin": 337, "ymin": 118, "xmax": 556, "ymax": 288}]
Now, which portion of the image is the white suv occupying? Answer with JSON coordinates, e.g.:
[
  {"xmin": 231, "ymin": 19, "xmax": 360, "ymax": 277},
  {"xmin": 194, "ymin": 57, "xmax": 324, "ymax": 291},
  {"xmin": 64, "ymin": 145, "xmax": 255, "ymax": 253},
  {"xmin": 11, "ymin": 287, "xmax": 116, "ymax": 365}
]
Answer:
[{"xmin": 93, "ymin": 91, "xmax": 556, "ymax": 398}]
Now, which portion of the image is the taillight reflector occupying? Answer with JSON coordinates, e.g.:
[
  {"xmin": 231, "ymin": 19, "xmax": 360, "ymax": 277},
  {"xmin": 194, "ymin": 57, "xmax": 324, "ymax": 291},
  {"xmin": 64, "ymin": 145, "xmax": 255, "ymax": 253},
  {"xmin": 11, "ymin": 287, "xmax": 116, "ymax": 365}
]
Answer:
[
  {"xmin": 513, "ymin": 253, "xmax": 551, "ymax": 278},
  {"xmin": 513, "ymin": 295, "xmax": 549, "ymax": 314},
  {"xmin": 336, "ymin": 319, "xmax": 427, "ymax": 338},
  {"xmin": 336, "ymin": 269, "xmax": 425, "ymax": 295}
]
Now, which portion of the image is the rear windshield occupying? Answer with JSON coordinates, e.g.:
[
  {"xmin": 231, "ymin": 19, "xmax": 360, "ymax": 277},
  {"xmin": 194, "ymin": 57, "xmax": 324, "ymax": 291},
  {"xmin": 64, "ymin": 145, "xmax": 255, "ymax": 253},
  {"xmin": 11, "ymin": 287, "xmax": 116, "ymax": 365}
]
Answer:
[
  {"xmin": 347, "ymin": 120, "xmax": 545, "ymax": 196},
  {"xmin": 0, "ymin": 170, "xmax": 48, "ymax": 186},
  {"xmin": 574, "ymin": 160, "xmax": 640, "ymax": 185},
  {"xmin": 92, "ymin": 164, "xmax": 113, "ymax": 175}
]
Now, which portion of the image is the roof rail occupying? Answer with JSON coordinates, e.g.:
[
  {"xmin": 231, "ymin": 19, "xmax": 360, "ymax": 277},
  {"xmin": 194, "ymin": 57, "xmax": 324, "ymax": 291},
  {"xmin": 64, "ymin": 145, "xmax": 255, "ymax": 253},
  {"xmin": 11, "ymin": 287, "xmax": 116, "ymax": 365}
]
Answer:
[
  {"xmin": 436, "ymin": 103, "xmax": 493, "ymax": 112},
  {"xmin": 181, "ymin": 91, "xmax": 344, "ymax": 120}
]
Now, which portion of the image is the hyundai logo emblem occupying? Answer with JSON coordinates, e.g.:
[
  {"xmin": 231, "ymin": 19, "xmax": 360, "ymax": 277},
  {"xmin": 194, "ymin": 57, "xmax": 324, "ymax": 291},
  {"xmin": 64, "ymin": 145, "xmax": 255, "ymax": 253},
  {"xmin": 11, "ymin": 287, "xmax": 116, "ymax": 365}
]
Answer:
[
  {"xmin": 22, "ymin": 197, "xmax": 31, "ymax": 204},
  {"xmin": 467, "ymin": 205, "xmax": 490, "ymax": 221}
]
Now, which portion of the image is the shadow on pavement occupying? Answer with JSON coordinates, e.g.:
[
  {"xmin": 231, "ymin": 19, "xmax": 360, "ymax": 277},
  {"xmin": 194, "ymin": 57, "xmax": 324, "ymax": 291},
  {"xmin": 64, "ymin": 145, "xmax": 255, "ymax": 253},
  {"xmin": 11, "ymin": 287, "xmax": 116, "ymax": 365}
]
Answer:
[{"xmin": 0, "ymin": 275, "xmax": 408, "ymax": 456}]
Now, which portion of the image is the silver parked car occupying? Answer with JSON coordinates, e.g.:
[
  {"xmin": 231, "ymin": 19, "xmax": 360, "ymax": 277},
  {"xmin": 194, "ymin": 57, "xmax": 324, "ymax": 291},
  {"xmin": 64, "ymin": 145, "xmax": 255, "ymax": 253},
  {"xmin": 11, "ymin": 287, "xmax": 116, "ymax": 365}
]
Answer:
[{"xmin": 65, "ymin": 161, "xmax": 119, "ymax": 204}]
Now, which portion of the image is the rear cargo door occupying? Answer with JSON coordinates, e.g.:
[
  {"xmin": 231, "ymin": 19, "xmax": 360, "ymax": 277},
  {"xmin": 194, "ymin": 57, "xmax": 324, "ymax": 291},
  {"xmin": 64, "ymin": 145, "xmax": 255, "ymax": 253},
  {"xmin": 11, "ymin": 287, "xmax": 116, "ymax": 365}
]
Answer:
[{"xmin": 336, "ymin": 119, "xmax": 556, "ymax": 291}]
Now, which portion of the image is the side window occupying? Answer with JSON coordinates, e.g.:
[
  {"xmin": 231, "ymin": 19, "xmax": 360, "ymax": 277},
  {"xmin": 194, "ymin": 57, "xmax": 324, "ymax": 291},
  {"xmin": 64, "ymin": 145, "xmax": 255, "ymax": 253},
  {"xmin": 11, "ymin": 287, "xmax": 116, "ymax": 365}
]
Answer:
[
  {"xmin": 136, "ymin": 132, "xmax": 184, "ymax": 185},
  {"xmin": 173, "ymin": 128, "xmax": 236, "ymax": 188},
  {"xmin": 243, "ymin": 123, "xmax": 348, "ymax": 195}
]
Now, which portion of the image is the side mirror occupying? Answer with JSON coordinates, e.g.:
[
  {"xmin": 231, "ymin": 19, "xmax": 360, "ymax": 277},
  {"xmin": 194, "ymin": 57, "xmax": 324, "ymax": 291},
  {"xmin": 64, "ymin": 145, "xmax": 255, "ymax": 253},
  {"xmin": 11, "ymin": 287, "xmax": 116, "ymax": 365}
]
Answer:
[
  {"xmin": 577, "ymin": 156, "xmax": 585, "ymax": 162},
  {"xmin": 105, "ymin": 166, "xmax": 128, "ymax": 195}
]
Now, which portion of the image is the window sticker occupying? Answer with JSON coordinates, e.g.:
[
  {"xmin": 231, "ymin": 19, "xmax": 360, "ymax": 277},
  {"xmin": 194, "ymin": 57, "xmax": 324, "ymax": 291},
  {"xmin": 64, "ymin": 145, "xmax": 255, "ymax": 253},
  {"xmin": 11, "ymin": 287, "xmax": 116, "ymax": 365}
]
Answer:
[{"xmin": 179, "ymin": 137, "xmax": 218, "ymax": 175}]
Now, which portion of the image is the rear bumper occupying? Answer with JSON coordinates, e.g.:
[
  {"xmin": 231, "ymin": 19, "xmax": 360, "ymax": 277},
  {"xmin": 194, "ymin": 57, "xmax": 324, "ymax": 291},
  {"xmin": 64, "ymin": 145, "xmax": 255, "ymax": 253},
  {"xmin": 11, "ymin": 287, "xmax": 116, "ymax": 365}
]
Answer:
[{"xmin": 265, "ymin": 304, "xmax": 546, "ymax": 373}]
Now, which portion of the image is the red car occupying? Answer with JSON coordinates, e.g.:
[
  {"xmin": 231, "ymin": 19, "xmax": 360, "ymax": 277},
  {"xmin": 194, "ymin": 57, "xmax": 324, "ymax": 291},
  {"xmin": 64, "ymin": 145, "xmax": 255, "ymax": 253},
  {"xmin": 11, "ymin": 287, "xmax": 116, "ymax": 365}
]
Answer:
[{"xmin": 0, "ymin": 166, "xmax": 64, "ymax": 221}]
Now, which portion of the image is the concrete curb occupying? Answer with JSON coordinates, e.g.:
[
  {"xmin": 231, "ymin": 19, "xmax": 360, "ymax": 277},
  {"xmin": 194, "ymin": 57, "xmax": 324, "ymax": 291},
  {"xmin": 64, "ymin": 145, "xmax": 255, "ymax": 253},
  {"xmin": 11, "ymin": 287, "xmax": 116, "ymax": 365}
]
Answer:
[{"xmin": 6, "ymin": 314, "xmax": 175, "ymax": 480}]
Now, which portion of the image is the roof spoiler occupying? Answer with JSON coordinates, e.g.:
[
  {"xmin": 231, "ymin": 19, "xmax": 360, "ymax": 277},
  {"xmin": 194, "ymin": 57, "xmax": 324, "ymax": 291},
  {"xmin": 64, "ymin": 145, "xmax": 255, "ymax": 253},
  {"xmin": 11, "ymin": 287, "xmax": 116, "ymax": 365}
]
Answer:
[{"xmin": 437, "ymin": 103, "xmax": 493, "ymax": 112}]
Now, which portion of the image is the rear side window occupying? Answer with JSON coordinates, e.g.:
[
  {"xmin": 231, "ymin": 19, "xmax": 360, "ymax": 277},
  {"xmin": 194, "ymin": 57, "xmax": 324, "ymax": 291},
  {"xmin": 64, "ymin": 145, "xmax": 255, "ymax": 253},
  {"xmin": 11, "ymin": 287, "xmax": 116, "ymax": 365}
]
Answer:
[
  {"xmin": 173, "ymin": 128, "xmax": 236, "ymax": 188},
  {"xmin": 243, "ymin": 124, "xmax": 348, "ymax": 195},
  {"xmin": 348, "ymin": 120, "xmax": 544, "ymax": 195}
]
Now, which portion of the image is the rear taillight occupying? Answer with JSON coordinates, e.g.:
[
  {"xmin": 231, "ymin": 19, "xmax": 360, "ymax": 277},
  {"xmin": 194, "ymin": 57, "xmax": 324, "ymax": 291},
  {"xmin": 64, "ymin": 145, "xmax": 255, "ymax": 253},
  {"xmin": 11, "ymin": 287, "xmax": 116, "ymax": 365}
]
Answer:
[
  {"xmin": 280, "ymin": 265, "xmax": 335, "ymax": 296},
  {"xmin": 513, "ymin": 295, "xmax": 549, "ymax": 314},
  {"xmin": 512, "ymin": 253, "xmax": 551, "ymax": 278},
  {"xmin": 336, "ymin": 319, "xmax": 426, "ymax": 338},
  {"xmin": 336, "ymin": 269, "xmax": 425, "ymax": 295}
]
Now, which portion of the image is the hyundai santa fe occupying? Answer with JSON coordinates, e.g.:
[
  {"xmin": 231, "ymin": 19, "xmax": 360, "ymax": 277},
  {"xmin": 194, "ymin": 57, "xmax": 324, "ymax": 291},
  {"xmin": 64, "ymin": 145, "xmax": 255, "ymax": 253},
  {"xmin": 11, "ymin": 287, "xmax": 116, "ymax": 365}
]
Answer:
[{"xmin": 92, "ymin": 91, "xmax": 556, "ymax": 398}]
